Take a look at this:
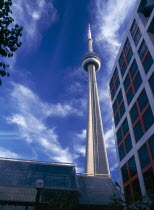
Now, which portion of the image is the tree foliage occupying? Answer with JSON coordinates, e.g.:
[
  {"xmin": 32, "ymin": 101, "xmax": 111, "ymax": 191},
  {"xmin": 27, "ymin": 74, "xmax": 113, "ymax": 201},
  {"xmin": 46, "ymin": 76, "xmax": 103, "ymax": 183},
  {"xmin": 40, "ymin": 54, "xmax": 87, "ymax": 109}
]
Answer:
[{"xmin": 0, "ymin": 0, "xmax": 23, "ymax": 85}]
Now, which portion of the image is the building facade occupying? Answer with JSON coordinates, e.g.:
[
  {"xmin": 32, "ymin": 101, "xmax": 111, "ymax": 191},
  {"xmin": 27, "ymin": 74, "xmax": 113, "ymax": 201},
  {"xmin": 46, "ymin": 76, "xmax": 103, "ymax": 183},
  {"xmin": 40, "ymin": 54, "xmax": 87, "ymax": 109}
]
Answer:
[{"xmin": 109, "ymin": 0, "xmax": 154, "ymax": 202}]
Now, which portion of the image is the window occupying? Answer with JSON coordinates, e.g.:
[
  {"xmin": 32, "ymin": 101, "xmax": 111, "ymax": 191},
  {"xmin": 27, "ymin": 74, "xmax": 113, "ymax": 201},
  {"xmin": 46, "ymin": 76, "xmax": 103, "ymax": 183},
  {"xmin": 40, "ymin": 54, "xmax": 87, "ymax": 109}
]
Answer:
[
  {"xmin": 132, "ymin": 178, "xmax": 142, "ymax": 201},
  {"xmin": 128, "ymin": 156, "xmax": 137, "ymax": 177},
  {"xmin": 125, "ymin": 135, "xmax": 132, "ymax": 153},
  {"xmin": 121, "ymin": 164, "xmax": 129, "ymax": 183},
  {"xmin": 124, "ymin": 185, "xmax": 132, "ymax": 203},
  {"xmin": 124, "ymin": 60, "xmax": 142, "ymax": 105},
  {"xmin": 143, "ymin": 168, "xmax": 154, "ymax": 195},
  {"xmin": 110, "ymin": 68, "xmax": 120, "ymax": 100},
  {"xmin": 119, "ymin": 144, "xmax": 125, "ymax": 160},
  {"xmin": 138, "ymin": 89, "xmax": 148, "ymax": 112},
  {"xmin": 142, "ymin": 107, "xmax": 154, "ymax": 131},
  {"xmin": 117, "ymin": 118, "xmax": 132, "ymax": 160},
  {"xmin": 119, "ymin": 38, "xmax": 133, "ymax": 77},
  {"xmin": 130, "ymin": 19, "xmax": 142, "ymax": 46},
  {"xmin": 113, "ymin": 90, "xmax": 125, "ymax": 127},
  {"xmin": 122, "ymin": 118, "xmax": 129, "ymax": 136},
  {"xmin": 116, "ymin": 127, "xmax": 122, "ymax": 144},
  {"xmin": 130, "ymin": 103, "xmax": 139, "ymax": 124},
  {"xmin": 133, "ymin": 121, "xmax": 144, "ymax": 142},
  {"xmin": 138, "ymin": 143, "xmax": 150, "ymax": 169},
  {"xmin": 134, "ymin": 29, "xmax": 141, "ymax": 46},
  {"xmin": 138, "ymin": 40, "xmax": 153, "ymax": 73},
  {"xmin": 148, "ymin": 134, "xmax": 154, "ymax": 159},
  {"xmin": 149, "ymin": 72, "xmax": 154, "ymax": 96},
  {"xmin": 130, "ymin": 89, "xmax": 154, "ymax": 142}
]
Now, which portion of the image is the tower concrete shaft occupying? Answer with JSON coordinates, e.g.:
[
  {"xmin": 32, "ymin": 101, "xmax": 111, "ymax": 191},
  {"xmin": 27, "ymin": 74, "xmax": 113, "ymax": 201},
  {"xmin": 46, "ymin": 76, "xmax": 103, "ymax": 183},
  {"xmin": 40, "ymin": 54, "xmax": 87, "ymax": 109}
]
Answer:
[{"xmin": 82, "ymin": 25, "xmax": 110, "ymax": 176}]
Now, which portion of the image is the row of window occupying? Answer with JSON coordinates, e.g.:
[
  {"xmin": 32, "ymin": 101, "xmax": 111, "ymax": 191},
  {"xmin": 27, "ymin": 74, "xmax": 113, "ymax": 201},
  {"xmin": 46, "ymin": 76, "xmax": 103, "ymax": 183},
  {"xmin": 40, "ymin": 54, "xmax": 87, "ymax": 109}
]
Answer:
[
  {"xmin": 119, "ymin": 39, "xmax": 133, "ymax": 77},
  {"xmin": 113, "ymin": 90, "xmax": 126, "ymax": 127},
  {"xmin": 130, "ymin": 19, "xmax": 142, "ymax": 47},
  {"xmin": 130, "ymin": 89, "xmax": 154, "ymax": 142},
  {"xmin": 122, "ymin": 135, "xmax": 154, "ymax": 201},
  {"xmin": 109, "ymin": 68, "xmax": 120, "ymax": 100},
  {"xmin": 115, "ymin": 89, "xmax": 154, "ymax": 155},
  {"xmin": 124, "ymin": 59, "xmax": 142, "ymax": 105}
]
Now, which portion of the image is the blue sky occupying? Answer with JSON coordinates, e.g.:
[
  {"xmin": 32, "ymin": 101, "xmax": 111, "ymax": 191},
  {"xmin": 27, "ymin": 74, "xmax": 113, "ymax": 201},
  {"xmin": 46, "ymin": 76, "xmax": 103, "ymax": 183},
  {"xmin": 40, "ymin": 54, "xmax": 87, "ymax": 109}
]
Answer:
[{"xmin": 0, "ymin": 0, "xmax": 137, "ymax": 183}]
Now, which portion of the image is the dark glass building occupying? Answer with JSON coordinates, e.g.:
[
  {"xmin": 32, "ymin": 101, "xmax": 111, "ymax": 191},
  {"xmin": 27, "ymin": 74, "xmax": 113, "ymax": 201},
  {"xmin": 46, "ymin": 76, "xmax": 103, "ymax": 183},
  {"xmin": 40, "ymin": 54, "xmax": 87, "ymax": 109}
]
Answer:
[
  {"xmin": 109, "ymin": 0, "xmax": 154, "ymax": 202},
  {"xmin": 0, "ymin": 158, "xmax": 120, "ymax": 209}
]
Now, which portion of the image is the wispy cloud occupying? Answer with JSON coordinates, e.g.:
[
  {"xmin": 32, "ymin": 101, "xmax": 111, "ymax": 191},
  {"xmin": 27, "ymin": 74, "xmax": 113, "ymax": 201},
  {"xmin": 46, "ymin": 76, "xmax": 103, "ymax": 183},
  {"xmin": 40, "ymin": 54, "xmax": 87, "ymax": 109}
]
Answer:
[
  {"xmin": 12, "ymin": 0, "xmax": 57, "ymax": 50},
  {"xmin": 5, "ymin": 83, "xmax": 82, "ymax": 163},
  {"xmin": 95, "ymin": 0, "xmax": 137, "ymax": 69},
  {"xmin": 0, "ymin": 148, "xmax": 20, "ymax": 159},
  {"xmin": 73, "ymin": 129, "xmax": 86, "ymax": 157}
]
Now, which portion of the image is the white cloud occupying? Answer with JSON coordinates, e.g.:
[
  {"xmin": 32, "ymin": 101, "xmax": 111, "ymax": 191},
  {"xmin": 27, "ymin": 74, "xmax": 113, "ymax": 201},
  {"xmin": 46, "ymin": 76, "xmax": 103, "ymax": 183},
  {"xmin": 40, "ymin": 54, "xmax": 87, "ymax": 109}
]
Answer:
[
  {"xmin": 76, "ymin": 129, "xmax": 86, "ymax": 140},
  {"xmin": 104, "ymin": 128, "xmax": 116, "ymax": 150},
  {"xmin": 11, "ymin": 0, "xmax": 57, "ymax": 50},
  {"xmin": 6, "ymin": 83, "xmax": 82, "ymax": 162},
  {"xmin": 95, "ymin": 0, "xmax": 137, "ymax": 69},
  {"xmin": 0, "ymin": 148, "xmax": 20, "ymax": 159},
  {"xmin": 74, "ymin": 145, "xmax": 85, "ymax": 156}
]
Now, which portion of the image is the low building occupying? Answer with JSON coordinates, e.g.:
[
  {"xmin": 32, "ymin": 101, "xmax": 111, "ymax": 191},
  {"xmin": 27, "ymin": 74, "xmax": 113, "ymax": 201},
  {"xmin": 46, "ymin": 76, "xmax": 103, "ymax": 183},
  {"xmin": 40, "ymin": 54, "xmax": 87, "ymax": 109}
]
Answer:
[{"xmin": 0, "ymin": 158, "xmax": 120, "ymax": 209}]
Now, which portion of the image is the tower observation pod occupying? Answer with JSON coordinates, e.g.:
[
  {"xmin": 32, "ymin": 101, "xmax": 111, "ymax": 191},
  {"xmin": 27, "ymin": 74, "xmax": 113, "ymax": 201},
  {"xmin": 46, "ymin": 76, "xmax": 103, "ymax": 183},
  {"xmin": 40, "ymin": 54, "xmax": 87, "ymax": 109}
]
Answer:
[{"xmin": 82, "ymin": 25, "xmax": 110, "ymax": 176}]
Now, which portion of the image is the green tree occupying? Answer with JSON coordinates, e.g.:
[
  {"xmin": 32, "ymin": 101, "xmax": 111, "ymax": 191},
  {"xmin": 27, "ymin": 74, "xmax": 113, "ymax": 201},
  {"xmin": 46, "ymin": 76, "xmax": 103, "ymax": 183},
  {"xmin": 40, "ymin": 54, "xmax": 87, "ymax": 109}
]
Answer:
[{"xmin": 0, "ymin": 0, "xmax": 23, "ymax": 85}]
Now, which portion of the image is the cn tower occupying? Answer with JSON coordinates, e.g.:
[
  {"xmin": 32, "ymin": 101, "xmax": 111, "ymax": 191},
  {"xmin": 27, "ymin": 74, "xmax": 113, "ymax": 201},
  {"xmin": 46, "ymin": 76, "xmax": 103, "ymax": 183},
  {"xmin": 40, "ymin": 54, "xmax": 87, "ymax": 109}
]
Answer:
[{"xmin": 82, "ymin": 25, "xmax": 110, "ymax": 176}]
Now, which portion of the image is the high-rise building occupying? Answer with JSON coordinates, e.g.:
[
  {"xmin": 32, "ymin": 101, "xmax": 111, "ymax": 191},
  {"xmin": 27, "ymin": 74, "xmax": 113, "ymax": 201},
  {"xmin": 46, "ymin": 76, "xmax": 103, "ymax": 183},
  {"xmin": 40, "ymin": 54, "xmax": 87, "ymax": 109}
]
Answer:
[
  {"xmin": 82, "ymin": 25, "xmax": 110, "ymax": 176},
  {"xmin": 109, "ymin": 0, "xmax": 154, "ymax": 202}
]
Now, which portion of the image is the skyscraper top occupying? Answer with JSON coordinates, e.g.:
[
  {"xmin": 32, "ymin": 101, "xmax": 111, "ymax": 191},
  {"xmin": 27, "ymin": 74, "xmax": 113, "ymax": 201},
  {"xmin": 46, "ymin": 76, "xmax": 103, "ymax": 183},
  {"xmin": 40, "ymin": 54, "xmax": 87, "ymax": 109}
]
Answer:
[
  {"xmin": 88, "ymin": 24, "xmax": 93, "ymax": 52},
  {"xmin": 88, "ymin": 24, "xmax": 92, "ymax": 40}
]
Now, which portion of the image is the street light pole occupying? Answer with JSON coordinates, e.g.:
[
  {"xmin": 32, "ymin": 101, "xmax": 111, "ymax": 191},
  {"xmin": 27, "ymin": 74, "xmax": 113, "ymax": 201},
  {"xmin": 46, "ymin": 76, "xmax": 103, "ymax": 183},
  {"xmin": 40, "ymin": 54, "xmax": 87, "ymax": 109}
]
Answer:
[{"xmin": 34, "ymin": 179, "xmax": 44, "ymax": 210}]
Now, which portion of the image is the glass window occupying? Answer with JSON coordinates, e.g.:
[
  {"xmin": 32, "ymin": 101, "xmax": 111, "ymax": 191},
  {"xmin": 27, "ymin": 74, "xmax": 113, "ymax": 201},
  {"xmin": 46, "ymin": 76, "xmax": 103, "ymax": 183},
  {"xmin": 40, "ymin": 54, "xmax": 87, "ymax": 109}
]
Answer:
[
  {"xmin": 133, "ymin": 73, "xmax": 142, "ymax": 92},
  {"xmin": 143, "ymin": 52, "xmax": 153, "ymax": 73},
  {"xmin": 132, "ymin": 178, "xmax": 142, "ymax": 201},
  {"xmin": 121, "ymin": 163, "xmax": 129, "ymax": 183},
  {"xmin": 138, "ymin": 89, "xmax": 148, "ymax": 112},
  {"xmin": 128, "ymin": 156, "xmax": 137, "ymax": 177},
  {"xmin": 111, "ymin": 88, "xmax": 115, "ymax": 100},
  {"xmin": 134, "ymin": 28, "xmax": 141, "ymax": 46},
  {"xmin": 124, "ymin": 74, "xmax": 130, "ymax": 91},
  {"xmin": 138, "ymin": 40, "xmax": 147, "ymax": 59},
  {"xmin": 124, "ymin": 185, "xmax": 132, "ymax": 203},
  {"xmin": 124, "ymin": 39, "xmax": 130, "ymax": 54},
  {"xmin": 130, "ymin": 103, "xmax": 139, "ymax": 124},
  {"xmin": 113, "ymin": 68, "xmax": 118, "ymax": 79},
  {"xmin": 133, "ymin": 120, "xmax": 144, "ymax": 142},
  {"xmin": 112, "ymin": 100, "xmax": 118, "ymax": 114},
  {"xmin": 129, "ymin": 59, "xmax": 138, "ymax": 78},
  {"xmin": 115, "ymin": 77, "xmax": 120, "ymax": 90},
  {"xmin": 149, "ymin": 73, "xmax": 154, "ymax": 95},
  {"xmin": 121, "ymin": 62, "xmax": 127, "ymax": 77},
  {"xmin": 119, "ymin": 144, "xmax": 125, "ymax": 160},
  {"xmin": 126, "ymin": 48, "xmax": 133, "ymax": 64},
  {"xmin": 119, "ymin": 102, "xmax": 125, "ymax": 118},
  {"xmin": 126, "ymin": 87, "xmax": 134, "ymax": 105},
  {"xmin": 138, "ymin": 143, "xmax": 150, "ymax": 169},
  {"xmin": 143, "ymin": 168, "xmax": 154, "ymax": 195},
  {"xmin": 119, "ymin": 53, "xmax": 124, "ymax": 67},
  {"xmin": 130, "ymin": 20, "xmax": 137, "ymax": 36},
  {"xmin": 109, "ymin": 77, "xmax": 114, "ymax": 90},
  {"xmin": 117, "ymin": 90, "xmax": 123, "ymax": 105},
  {"xmin": 122, "ymin": 118, "xmax": 129, "ymax": 136},
  {"xmin": 114, "ymin": 112, "xmax": 120, "ymax": 127},
  {"xmin": 125, "ymin": 135, "xmax": 132, "ymax": 153},
  {"xmin": 116, "ymin": 127, "xmax": 122, "ymax": 145},
  {"xmin": 142, "ymin": 106, "xmax": 154, "ymax": 131},
  {"xmin": 148, "ymin": 134, "xmax": 154, "ymax": 159}
]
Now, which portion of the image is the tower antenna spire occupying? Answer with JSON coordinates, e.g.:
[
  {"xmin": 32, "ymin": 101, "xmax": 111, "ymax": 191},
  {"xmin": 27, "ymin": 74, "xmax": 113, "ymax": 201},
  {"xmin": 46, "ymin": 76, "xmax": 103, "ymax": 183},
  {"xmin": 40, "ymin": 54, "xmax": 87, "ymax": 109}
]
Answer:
[{"xmin": 88, "ymin": 24, "xmax": 93, "ymax": 52}]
